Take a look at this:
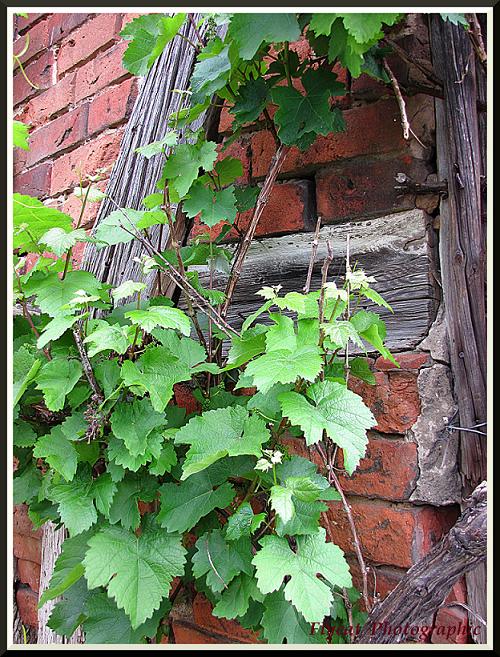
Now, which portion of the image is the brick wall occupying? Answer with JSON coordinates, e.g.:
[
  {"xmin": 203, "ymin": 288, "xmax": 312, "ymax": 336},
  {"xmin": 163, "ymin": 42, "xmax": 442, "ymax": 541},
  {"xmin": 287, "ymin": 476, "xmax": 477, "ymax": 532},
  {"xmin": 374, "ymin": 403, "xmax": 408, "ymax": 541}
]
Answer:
[{"xmin": 13, "ymin": 12, "xmax": 463, "ymax": 644}]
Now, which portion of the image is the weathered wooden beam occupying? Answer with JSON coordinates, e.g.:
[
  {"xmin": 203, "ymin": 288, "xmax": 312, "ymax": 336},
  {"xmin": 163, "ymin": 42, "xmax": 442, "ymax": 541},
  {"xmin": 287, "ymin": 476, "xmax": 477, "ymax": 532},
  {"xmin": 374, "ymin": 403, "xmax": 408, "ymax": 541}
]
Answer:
[{"xmin": 194, "ymin": 209, "xmax": 439, "ymax": 351}]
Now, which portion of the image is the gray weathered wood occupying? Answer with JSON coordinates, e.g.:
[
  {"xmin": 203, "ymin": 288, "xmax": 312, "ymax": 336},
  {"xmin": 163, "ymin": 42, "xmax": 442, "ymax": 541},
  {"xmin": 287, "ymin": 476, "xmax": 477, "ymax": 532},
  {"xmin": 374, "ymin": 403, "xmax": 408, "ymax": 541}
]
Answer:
[
  {"xmin": 194, "ymin": 209, "xmax": 438, "ymax": 350},
  {"xmin": 430, "ymin": 15, "xmax": 487, "ymax": 643}
]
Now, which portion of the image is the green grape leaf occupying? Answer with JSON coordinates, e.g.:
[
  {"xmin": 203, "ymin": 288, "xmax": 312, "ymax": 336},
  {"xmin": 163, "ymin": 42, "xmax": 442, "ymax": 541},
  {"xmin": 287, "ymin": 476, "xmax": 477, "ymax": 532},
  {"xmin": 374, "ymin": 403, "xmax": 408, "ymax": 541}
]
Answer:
[
  {"xmin": 121, "ymin": 13, "xmax": 186, "ymax": 75},
  {"xmin": 135, "ymin": 131, "xmax": 177, "ymax": 158},
  {"xmin": 35, "ymin": 358, "xmax": 82, "ymax": 411},
  {"xmin": 37, "ymin": 314, "xmax": 80, "ymax": 350},
  {"xmin": 175, "ymin": 406, "xmax": 270, "ymax": 479},
  {"xmin": 271, "ymin": 68, "xmax": 345, "ymax": 146},
  {"xmin": 107, "ymin": 430, "xmax": 163, "ymax": 472},
  {"xmin": 107, "ymin": 472, "xmax": 158, "ymax": 530},
  {"xmin": 13, "ymin": 463, "xmax": 42, "ymax": 505},
  {"xmin": 38, "ymin": 227, "xmax": 87, "ymax": 257},
  {"xmin": 245, "ymin": 345, "xmax": 322, "ymax": 394},
  {"xmin": 162, "ymin": 141, "xmax": 218, "ymax": 198},
  {"xmin": 148, "ymin": 441, "xmax": 177, "ymax": 476},
  {"xmin": 349, "ymin": 356, "xmax": 376, "ymax": 385},
  {"xmin": 110, "ymin": 397, "xmax": 166, "ymax": 457},
  {"xmin": 440, "ymin": 13, "xmax": 469, "ymax": 26},
  {"xmin": 120, "ymin": 346, "xmax": 191, "ymax": 412},
  {"xmin": 360, "ymin": 286, "xmax": 393, "ymax": 311},
  {"xmin": 33, "ymin": 426, "xmax": 79, "ymax": 482},
  {"xmin": 234, "ymin": 185, "xmax": 260, "ymax": 212},
  {"xmin": 227, "ymin": 325, "xmax": 267, "ymax": 367},
  {"xmin": 38, "ymin": 529, "xmax": 96, "ymax": 606},
  {"xmin": 230, "ymin": 77, "xmax": 269, "ymax": 125},
  {"xmin": 83, "ymin": 321, "xmax": 133, "ymax": 357},
  {"xmin": 23, "ymin": 271, "xmax": 102, "ymax": 317},
  {"xmin": 183, "ymin": 182, "xmax": 238, "ymax": 227},
  {"xmin": 125, "ymin": 306, "xmax": 191, "ymax": 335},
  {"xmin": 112, "ymin": 280, "xmax": 146, "ymax": 302},
  {"xmin": 279, "ymin": 380, "xmax": 375, "ymax": 474},
  {"xmin": 192, "ymin": 529, "xmax": 253, "ymax": 593},
  {"xmin": 341, "ymin": 13, "xmax": 401, "ymax": 43},
  {"xmin": 350, "ymin": 309, "xmax": 398, "ymax": 365},
  {"xmin": 13, "ymin": 420, "xmax": 37, "ymax": 448},
  {"xmin": 228, "ymin": 13, "xmax": 301, "ymax": 60},
  {"xmin": 261, "ymin": 590, "xmax": 328, "ymax": 643},
  {"xmin": 47, "ymin": 578, "xmax": 90, "ymax": 638},
  {"xmin": 151, "ymin": 329, "xmax": 206, "ymax": 368},
  {"xmin": 13, "ymin": 120, "xmax": 29, "ymax": 150},
  {"xmin": 321, "ymin": 319, "xmax": 363, "ymax": 349},
  {"xmin": 225, "ymin": 502, "xmax": 265, "ymax": 541},
  {"xmin": 94, "ymin": 359, "xmax": 121, "ymax": 398},
  {"xmin": 83, "ymin": 591, "xmax": 170, "ymax": 644},
  {"xmin": 212, "ymin": 573, "xmax": 264, "ymax": 619},
  {"xmin": 13, "ymin": 194, "xmax": 73, "ymax": 251},
  {"xmin": 158, "ymin": 468, "xmax": 236, "ymax": 533},
  {"xmin": 13, "ymin": 346, "xmax": 41, "ymax": 406},
  {"xmin": 253, "ymin": 528, "xmax": 351, "ymax": 622},
  {"xmin": 190, "ymin": 38, "xmax": 232, "ymax": 104},
  {"xmin": 214, "ymin": 156, "xmax": 244, "ymax": 186},
  {"xmin": 309, "ymin": 13, "xmax": 338, "ymax": 36},
  {"xmin": 84, "ymin": 521, "xmax": 186, "ymax": 629}
]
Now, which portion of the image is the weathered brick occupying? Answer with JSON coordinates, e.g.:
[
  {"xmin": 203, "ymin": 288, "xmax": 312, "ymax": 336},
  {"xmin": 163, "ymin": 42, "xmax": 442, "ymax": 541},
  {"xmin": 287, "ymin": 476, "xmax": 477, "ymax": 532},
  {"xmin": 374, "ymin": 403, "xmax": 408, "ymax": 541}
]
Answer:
[
  {"xmin": 16, "ymin": 587, "xmax": 39, "ymax": 628},
  {"xmin": 282, "ymin": 433, "xmax": 418, "ymax": 501},
  {"xmin": 431, "ymin": 607, "xmax": 470, "ymax": 644},
  {"xmin": 172, "ymin": 622, "xmax": 227, "ymax": 644},
  {"xmin": 13, "ymin": 19, "xmax": 50, "ymax": 64},
  {"xmin": 17, "ymin": 559, "xmax": 40, "ymax": 592},
  {"xmin": 47, "ymin": 13, "xmax": 89, "ymax": 45},
  {"xmin": 57, "ymin": 14, "xmax": 122, "ymax": 75},
  {"xmin": 316, "ymin": 155, "xmax": 430, "ymax": 223},
  {"xmin": 191, "ymin": 179, "xmax": 315, "ymax": 241},
  {"xmin": 14, "ymin": 163, "xmax": 51, "ymax": 198},
  {"xmin": 324, "ymin": 499, "xmax": 458, "ymax": 568},
  {"xmin": 348, "ymin": 370, "xmax": 421, "ymax": 434},
  {"xmin": 74, "ymin": 41, "xmax": 130, "ymax": 102},
  {"xmin": 192, "ymin": 594, "xmax": 261, "ymax": 643},
  {"xmin": 51, "ymin": 127, "xmax": 124, "ymax": 194},
  {"xmin": 375, "ymin": 351, "xmax": 430, "ymax": 371},
  {"xmin": 26, "ymin": 105, "xmax": 89, "ymax": 167},
  {"xmin": 13, "ymin": 505, "xmax": 43, "ymax": 539},
  {"xmin": 13, "ymin": 50, "xmax": 54, "ymax": 106},
  {"xmin": 62, "ymin": 181, "xmax": 107, "ymax": 228},
  {"xmin": 88, "ymin": 78, "xmax": 138, "ymax": 135},
  {"xmin": 16, "ymin": 13, "xmax": 45, "ymax": 33},
  {"xmin": 20, "ymin": 72, "xmax": 76, "ymax": 127},
  {"xmin": 251, "ymin": 99, "xmax": 406, "ymax": 178},
  {"xmin": 13, "ymin": 533, "xmax": 41, "ymax": 564}
]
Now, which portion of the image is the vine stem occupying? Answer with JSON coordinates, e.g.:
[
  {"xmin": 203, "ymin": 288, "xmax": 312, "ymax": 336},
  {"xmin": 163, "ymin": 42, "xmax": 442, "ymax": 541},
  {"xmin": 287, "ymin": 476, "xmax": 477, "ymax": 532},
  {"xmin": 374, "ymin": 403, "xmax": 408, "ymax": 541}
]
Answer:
[
  {"xmin": 221, "ymin": 144, "xmax": 290, "ymax": 318},
  {"xmin": 72, "ymin": 324, "xmax": 103, "ymax": 403},
  {"xmin": 383, "ymin": 58, "xmax": 410, "ymax": 140}
]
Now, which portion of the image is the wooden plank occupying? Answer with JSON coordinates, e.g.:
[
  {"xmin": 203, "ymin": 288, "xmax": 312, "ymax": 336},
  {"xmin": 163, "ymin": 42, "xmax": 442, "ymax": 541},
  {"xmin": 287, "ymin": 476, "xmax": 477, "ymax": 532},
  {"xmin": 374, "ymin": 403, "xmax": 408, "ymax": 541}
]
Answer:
[{"xmin": 193, "ymin": 209, "xmax": 438, "ymax": 351}]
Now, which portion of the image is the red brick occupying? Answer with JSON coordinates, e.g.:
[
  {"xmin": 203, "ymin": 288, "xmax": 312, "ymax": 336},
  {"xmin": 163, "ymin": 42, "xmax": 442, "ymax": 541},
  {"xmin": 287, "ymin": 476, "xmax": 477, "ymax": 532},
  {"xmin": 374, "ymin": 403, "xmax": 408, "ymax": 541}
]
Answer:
[
  {"xmin": 431, "ymin": 607, "xmax": 470, "ymax": 644},
  {"xmin": 316, "ymin": 155, "xmax": 430, "ymax": 223},
  {"xmin": 282, "ymin": 433, "xmax": 418, "ymax": 501},
  {"xmin": 192, "ymin": 179, "xmax": 315, "ymax": 241},
  {"xmin": 88, "ymin": 78, "xmax": 138, "ymax": 135},
  {"xmin": 348, "ymin": 370, "xmax": 420, "ymax": 434},
  {"xmin": 16, "ymin": 587, "xmax": 39, "ymax": 628},
  {"xmin": 17, "ymin": 559, "xmax": 41, "ymax": 592},
  {"xmin": 47, "ymin": 13, "xmax": 89, "ymax": 45},
  {"xmin": 251, "ymin": 99, "xmax": 406, "ymax": 178},
  {"xmin": 16, "ymin": 13, "xmax": 45, "ymax": 33},
  {"xmin": 13, "ymin": 19, "xmax": 50, "ymax": 65},
  {"xmin": 217, "ymin": 137, "xmax": 251, "ymax": 183},
  {"xmin": 19, "ymin": 73, "xmax": 75, "ymax": 127},
  {"xmin": 13, "ymin": 50, "xmax": 54, "ymax": 106},
  {"xmin": 174, "ymin": 384, "xmax": 201, "ymax": 416},
  {"xmin": 74, "ymin": 41, "xmax": 130, "ymax": 103},
  {"xmin": 51, "ymin": 127, "xmax": 124, "ymax": 194},
  {"xmin": 192, "ymin": 594, "xmax": 261, "ymax": 643},
  {"xmin": 57, "ymin": 14, "xmax": 122, "ymax": 75},
  {"xmin": 172, "ymin": 622, "xmax": 228, "ymax": 644},
  {"xmin": 375, "ymin": 351, "xmax": 430, "ymax": 371},
  {"xmin": 14, "ymin": 163, "xmax": 51, "ymax": 198},
  {"xmin": 13, "ymin": 533, "xmax": 42, "ymax": 564},
  {"xmin": 324, "ymin": 499, "xmax": 458, "ymax": 568},
  {"xmin": 13, "ymin": 505, "xmax": 43, "ymax": 539},
  {"xmin": 13, "ymin": 148, "xmax": 27, "ymax": 176},
  {"xmin": 26, "ymin": 105, "xmax": 89, "ymax": 167}
]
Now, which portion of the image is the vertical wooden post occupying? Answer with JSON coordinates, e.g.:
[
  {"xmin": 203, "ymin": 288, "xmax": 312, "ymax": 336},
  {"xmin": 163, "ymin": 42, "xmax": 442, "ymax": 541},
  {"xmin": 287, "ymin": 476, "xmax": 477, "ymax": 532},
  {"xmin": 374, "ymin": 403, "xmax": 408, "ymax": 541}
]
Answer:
[{"xmin": 430, "ymin": 14, "xmax": 487, "ymax": 643}]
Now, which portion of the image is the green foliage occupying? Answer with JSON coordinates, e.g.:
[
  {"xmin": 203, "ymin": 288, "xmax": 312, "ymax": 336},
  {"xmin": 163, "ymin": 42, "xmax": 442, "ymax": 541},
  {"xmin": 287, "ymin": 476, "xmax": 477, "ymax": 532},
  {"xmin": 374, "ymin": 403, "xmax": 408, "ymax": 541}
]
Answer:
[
  {"xmin": 13, "ymin": 120, "xmax": 29, "ymax": 150},
  {"xmin": 12, "ymin": 11, "xmax": 403, "ymax": 643}
]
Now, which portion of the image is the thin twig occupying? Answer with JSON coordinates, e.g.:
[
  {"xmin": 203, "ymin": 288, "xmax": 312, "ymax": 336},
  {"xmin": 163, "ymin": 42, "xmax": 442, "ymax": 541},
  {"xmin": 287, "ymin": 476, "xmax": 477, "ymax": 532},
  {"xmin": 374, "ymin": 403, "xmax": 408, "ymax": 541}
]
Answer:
[
  {"xmin": 383, "ymin": 37, "xmax": 442, "ymax": 86},
  {"xmin": 344, "ymin": 235, "xmax": 350, "ymax": 382},
  {"xmin": 318, "ymin": 241, "xmax": 334, "ymax": 369},
  {"xmin": 444, "ymin": 601, "xmax": 486, "ymax": 626},
  {"xmin": 221, "ymin": 144, "xmax": 290, "ymax": 318},
  {"xmin": 383, "ymin": 58, "xmax": 410, "ymax": 140},
  {"xmin": 303, "ymin": 216, "xmax": 322, "ymax": 293},
  {"xmin": 188, "ymin": 13, "xmax": 205, "ymax": 49},
  {"xmin": 72, "ymin": 324, "xmax": 103, "ymax": 403},
  {"xmin": 20, "ymin": 299, "xmax": 52, "ymax": 361}
]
